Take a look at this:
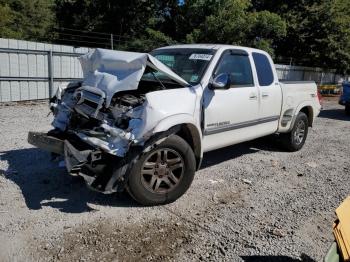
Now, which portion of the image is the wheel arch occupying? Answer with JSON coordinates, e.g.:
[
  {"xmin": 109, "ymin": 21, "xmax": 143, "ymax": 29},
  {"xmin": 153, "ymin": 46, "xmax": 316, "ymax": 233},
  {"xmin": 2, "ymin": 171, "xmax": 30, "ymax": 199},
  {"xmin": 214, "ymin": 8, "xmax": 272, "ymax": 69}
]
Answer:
[
  {"xmin": 175, "ymin": 123, "xmax": 202, "ymax": 170},
  {"xmin": 298, "ymin": 105, "xmax": 314, "ymax": 127},
  {"xmin": 286, "ymin": 103, "xmax": 315, "ymax": 132},
  {"xmin": 149, "ymin": 114, "xmax": 203, "ymax": 170}
]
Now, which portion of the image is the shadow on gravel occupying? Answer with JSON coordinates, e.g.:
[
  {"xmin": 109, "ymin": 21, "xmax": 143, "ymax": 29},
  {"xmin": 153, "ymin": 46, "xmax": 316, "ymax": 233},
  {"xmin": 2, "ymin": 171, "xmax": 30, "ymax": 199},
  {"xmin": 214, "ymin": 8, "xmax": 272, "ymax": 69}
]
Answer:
[
  {"xmin": 1, "ymin": 136, "xmax": 284, "ymax": 212},
  {"xmin": 241, "ymin": 253, "xmax": 315, "ymax": 261},
  {"xmin": 0, "ymin": 148, "xmax": 139, "ymax": 213},
  {"xmin": 201, "ymin": 136, "xmax": 284, "ymax": 169},
  {"xmin": 318, "ymin": 108, "xmax": 350, "ymax": 121}
]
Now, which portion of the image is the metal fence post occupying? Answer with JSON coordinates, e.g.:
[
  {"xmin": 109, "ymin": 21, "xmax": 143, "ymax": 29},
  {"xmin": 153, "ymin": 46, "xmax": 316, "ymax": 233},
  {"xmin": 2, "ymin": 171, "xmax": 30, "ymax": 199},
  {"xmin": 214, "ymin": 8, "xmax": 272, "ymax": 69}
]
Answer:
[
  {"xmin": 48, "ymin": 50, "xmax": 54, "ymax": 99},
  {"xmin": 111, "ymin": 34, "xmax": 114, "ymax": 50}
]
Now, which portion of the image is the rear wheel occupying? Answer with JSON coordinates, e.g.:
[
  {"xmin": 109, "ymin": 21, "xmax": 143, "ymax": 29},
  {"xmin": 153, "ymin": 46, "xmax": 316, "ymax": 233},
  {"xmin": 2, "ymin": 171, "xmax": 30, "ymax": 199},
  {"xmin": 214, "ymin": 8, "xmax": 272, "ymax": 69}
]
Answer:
[
  {"xmin": 281, "ymin": 112, "xmax": 309, "ymax": 152},
  {"xmin": 127, "ymin": 135, "xmax": 196, "ymax": 206}
]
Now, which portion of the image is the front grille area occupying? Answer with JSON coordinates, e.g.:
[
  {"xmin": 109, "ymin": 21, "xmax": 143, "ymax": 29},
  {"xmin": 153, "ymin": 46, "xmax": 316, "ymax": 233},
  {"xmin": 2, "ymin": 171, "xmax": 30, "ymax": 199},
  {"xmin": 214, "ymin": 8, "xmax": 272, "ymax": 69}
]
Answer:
[
  {"xmin": 83, "ymin": 99, "xmax": 99, "ymax": 109},
  {"xmin": 75, "ymin": 89, "xmax": 104, "ymax": 119}
]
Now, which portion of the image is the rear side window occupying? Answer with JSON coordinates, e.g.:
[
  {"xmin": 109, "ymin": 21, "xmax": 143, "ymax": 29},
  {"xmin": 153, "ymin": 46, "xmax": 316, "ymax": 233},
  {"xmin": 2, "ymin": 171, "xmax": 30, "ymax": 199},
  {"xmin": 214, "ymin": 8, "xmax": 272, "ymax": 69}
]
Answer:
[
  {"xmin": 253, "ymin": 52, "xmax": 274, "ymax": 86},
  {"xmin": 215, "ymin": 51, "xmax": 254, "ymax": 87}
]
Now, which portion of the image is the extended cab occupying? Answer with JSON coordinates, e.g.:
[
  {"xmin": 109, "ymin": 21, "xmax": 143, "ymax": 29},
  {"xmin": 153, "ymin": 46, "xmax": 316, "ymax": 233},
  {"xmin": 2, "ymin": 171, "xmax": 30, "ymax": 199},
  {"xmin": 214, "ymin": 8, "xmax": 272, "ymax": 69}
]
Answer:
[{"xmin": 28, "ymin": 44, "xmax": 321, "ymax": 205}]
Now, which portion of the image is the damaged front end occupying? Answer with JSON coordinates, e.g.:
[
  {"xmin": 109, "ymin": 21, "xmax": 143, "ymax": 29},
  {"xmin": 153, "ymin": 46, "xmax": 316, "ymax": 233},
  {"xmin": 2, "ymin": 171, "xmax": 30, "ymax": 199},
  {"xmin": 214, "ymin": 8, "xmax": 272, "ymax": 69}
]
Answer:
[
  {"xmin": 28, "ymin": 48, "xmax": 190, "ymax": 194},
  {"xmin": 29, "ymin": 83, "xmax": 147, "ymax": 193}
]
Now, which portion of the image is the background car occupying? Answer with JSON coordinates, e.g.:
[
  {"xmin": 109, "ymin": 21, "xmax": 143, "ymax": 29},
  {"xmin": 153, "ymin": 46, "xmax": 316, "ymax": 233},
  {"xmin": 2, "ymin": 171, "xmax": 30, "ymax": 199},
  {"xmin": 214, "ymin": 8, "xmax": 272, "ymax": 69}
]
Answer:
[{"xmin": 339, "ymin": 82, "xmax": 350, "ymax": 115}]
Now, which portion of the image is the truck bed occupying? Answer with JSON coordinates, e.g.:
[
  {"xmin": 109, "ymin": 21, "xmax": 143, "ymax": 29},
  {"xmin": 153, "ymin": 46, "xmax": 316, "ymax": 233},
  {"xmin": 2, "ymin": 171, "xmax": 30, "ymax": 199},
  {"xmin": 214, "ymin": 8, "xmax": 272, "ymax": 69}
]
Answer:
[{"xmin": 278, "ymin": 81, "xmax": 321, "ymax": 132}]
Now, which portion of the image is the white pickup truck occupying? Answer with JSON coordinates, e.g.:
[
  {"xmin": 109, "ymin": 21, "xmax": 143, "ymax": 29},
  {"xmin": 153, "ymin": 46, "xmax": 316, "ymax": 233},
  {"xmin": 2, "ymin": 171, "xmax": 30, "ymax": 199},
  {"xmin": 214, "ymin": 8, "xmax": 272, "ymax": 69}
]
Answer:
[{"xmin": 28, "ymin": 44, "xmax": 321, "ymax": 205}]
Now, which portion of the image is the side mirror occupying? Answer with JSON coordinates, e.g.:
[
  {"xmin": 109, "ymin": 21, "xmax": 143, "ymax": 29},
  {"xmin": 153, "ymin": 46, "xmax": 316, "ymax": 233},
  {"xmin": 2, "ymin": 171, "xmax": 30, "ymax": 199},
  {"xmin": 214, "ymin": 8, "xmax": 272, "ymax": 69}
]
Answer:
[{"xmin": 210, "ymin": 73, "xmax": 231, "ymax": 90}]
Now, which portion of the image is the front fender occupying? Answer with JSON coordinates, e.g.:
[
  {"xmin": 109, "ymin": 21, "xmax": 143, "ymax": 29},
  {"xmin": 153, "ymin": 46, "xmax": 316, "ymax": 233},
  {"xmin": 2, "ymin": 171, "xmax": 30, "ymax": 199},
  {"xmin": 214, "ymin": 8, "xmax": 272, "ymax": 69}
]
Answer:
[
  {"xmin": 153, "ymin": 113, "xmax": 199, "ymax": 133},
  {"xmin": 150, "ymin": 114, "xmax": 203, "ymax": 169}
]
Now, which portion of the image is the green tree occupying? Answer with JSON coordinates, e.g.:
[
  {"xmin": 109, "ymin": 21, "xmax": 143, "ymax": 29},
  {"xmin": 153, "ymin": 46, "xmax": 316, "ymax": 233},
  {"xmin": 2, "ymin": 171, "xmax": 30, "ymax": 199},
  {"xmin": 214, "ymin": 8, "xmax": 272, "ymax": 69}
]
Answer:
[
  {"xmin": 186, "ymin": 0, "xmax": 286, "ymax": 57},
  {"xmin": 0, "ymin": 4, "xmax": 18, "ymax": 38},
  {"xmin": 127, "ymin": 28, "xmax": 176, "ymax": 52},
  {"xmin": 251, "ymin": 0, "xmax": 350, "ymax": 73},
  {"xmin": 170, "ymin": 0, "xmax": 221, "ymax": 41},
  {"xmin": 54, "ymin": 0, "xmax": 178, "ymax": 48},
  {"xmin": 0, "ymin": 0, "xmax": 55, "ymax": 40}
]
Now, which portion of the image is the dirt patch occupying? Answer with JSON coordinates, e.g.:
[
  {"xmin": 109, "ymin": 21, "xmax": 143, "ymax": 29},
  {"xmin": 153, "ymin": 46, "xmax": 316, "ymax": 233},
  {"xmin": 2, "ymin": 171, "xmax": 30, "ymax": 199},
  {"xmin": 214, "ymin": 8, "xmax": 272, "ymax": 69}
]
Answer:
[
  {"xmin": 212, "ymin": 188, "xmax": 244, "ymax": 206},
  {"xmin": 39, "ymin": 219, "xmax": 193, "ymax": 262}
]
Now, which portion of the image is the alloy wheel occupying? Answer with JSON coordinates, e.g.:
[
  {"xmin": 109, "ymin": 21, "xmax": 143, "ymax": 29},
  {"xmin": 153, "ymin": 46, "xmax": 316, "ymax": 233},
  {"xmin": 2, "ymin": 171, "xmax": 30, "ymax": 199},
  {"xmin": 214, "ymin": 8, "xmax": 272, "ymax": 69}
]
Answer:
[{"xmin": 140, "ymin": 148, "xmax": 184, "ymax": 194}]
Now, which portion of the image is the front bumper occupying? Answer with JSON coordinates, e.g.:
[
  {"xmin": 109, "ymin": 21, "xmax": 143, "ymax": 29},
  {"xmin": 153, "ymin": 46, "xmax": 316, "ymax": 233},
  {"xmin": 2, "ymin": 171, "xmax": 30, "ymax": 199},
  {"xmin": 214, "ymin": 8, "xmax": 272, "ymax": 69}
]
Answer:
[
  {"xmin": 63, "ymin": 139, "xmax": 127, "ymax": 193},
  {"xmin": 28, "ymin": 132, "xmax": 64, "ymax": 155},
  {"xmin": 63, "ymin": 140, "xmax": 90, "ymax": 174},
  {"xmin": 28, "ymin": 131, "xmax": 127, "ymax": 194},
  {"xmin": 28, "ymin": 131, "xmax": 92, "ymax": 175}
]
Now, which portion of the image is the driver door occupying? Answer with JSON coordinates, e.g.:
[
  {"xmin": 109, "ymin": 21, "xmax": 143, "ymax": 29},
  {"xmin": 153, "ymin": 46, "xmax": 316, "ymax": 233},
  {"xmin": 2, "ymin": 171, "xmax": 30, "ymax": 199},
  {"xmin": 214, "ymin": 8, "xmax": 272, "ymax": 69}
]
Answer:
[{"xmin": 202, "ymin": 49, "xmax": 260, "ymax": 152}]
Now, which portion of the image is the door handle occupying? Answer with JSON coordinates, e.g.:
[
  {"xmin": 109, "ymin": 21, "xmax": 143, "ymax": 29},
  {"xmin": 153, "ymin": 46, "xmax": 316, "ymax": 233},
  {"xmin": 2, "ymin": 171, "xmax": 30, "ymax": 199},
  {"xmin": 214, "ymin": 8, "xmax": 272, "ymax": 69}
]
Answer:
[
  {"xmin": 249, "ymin": 93, "xmax": 257, "ymax": 100},
  {"xmin": 262, "ymin": 92, "xmax": 269, "ymax": 98}
]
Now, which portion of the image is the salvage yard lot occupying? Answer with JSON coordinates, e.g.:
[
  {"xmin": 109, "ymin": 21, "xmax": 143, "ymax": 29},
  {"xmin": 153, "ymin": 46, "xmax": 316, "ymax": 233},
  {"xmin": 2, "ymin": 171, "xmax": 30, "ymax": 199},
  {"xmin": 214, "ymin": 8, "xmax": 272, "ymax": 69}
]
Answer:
[{"xmin": 0, "ymin": 98, "xmax": 349, "ymax": 261}]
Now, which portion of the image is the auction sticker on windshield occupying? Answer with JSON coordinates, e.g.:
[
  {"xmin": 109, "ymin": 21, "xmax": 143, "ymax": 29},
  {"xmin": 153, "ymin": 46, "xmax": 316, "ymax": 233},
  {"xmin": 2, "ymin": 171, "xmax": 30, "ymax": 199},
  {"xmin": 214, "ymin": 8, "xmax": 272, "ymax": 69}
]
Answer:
[{"xmin": 189, "ymin": 54, "xmax": 213, "ymax": 61}]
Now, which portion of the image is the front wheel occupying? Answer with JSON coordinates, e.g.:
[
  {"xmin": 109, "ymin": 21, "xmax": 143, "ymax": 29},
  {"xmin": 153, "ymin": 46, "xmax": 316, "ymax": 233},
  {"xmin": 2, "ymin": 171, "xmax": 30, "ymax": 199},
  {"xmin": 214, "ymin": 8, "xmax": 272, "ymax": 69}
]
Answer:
[
  {"xmin": 127, "ymin": 135, "xmax": 196, "ymax": 206},
  {"xmin": 280, "ymin": 112, "xmax": 309, "ymax": 152}
]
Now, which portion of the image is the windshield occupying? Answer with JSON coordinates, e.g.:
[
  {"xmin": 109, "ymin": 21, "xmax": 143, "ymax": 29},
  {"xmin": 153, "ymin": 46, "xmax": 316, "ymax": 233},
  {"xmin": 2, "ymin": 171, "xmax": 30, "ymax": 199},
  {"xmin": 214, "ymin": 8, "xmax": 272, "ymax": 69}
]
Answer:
[{"xmin": 144, "ymin": 48, "xmax": 216, "ymax": 85}]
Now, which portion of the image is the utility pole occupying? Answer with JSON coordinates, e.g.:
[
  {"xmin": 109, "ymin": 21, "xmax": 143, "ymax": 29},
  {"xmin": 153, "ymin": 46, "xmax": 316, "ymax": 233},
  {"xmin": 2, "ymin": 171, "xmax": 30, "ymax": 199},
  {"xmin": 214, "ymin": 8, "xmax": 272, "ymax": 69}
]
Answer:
[{"xmin": 111, "ymin": 34, "xmax": 114, "ymax": 50}]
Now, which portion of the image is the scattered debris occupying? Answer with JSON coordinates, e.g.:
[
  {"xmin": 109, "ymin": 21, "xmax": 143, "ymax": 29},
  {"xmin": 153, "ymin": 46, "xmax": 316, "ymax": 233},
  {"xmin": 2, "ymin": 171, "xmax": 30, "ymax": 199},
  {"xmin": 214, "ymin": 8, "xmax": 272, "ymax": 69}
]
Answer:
[
  {"xmin": 271, "ymin": 228, "xmax": 286, "ymax": 238},
  {"xmin": 242, "ymin": 179, "xmax": 252, "ymax": 185},
  {"xmin": 306, "ymin": 162, "xmax": 318, "ymax": 168},
  {"xmin": 208, "ymin": 179, "xmax": 225, "ymax": 184},
  {"xmin": 270, "ymin": 160, "xmax": 278, "ymax": 167}
]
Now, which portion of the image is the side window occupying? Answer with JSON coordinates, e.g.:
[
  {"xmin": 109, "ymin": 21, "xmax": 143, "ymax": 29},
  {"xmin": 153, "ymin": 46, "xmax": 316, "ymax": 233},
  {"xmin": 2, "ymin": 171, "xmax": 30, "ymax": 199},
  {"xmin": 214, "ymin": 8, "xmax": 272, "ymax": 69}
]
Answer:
[
  {"xmin": 252, "ymin": 52, "xmax": 274, "ymax": 86},
  {"xmin": 215, "ymin": 51, "xmax": 254, "ymax": 87}
]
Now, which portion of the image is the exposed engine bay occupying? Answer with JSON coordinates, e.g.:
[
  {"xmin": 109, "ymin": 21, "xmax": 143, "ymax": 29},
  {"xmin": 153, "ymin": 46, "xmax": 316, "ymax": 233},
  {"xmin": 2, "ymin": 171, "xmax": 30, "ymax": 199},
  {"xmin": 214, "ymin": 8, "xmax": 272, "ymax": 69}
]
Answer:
[
  {"xmin": 38, "ymin": 48, "xmax": 194, "ymax": 194},
  {"xmin": 50, "ymin": 78, "xmax": 181, "ymax": 157}
]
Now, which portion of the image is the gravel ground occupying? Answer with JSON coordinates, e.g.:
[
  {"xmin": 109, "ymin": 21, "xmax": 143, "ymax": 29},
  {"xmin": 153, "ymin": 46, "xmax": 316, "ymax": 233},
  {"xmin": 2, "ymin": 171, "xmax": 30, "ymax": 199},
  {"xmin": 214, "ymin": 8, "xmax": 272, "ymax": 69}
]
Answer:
[{"xmin": 0, "ymin": 98, "xmax": 349, "ymax": 262}]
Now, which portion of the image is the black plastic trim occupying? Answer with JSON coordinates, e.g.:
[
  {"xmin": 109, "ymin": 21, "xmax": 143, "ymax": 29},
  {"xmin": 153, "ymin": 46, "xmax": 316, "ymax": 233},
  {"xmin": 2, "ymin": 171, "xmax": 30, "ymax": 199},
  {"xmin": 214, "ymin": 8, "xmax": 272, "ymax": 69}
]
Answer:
[{"xmin": 204, "ymin": 115, "xmax": 280, "ymax": 135}]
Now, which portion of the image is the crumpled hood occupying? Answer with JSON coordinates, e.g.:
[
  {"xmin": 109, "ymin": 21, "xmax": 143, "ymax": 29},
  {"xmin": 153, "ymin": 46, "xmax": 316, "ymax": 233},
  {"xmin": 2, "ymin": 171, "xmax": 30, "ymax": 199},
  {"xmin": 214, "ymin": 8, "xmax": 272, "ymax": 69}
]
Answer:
[{"xmin": 79, "ymin": 48, "xmax": 189, "ymax": 107}]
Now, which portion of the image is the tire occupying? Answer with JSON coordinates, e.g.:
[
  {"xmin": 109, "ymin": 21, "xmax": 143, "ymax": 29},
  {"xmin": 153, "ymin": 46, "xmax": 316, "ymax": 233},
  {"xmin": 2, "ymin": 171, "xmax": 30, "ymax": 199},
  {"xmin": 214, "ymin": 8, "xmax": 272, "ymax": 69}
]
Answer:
[
  {"xmin": 280, "ymin": 112, "xmax": 309, "ymax": 152},
  {"xmin": 127, "ymin": 135, "xmax": 196, "ymax": 206},
  {"xmin": 345, "ymin": 104, "xmax": 350, "ymax": 116}
]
